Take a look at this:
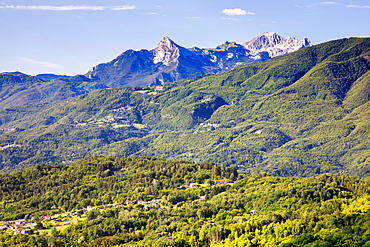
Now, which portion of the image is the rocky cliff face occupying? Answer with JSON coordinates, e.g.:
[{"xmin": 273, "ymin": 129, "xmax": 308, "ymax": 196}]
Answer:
[
  {"xmin": 153, "ymin": 36, "xmax": 181, "ymax": 66},
  {"xmin": 242, "ymin": 32, "xmax": 312, "ymax": 58},
  {"xmin": 85, "ymin": 32, "xmax": 312, "ymax": 87}
]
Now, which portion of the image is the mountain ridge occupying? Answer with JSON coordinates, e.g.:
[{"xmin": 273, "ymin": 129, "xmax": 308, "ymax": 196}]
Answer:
[
  {"xmin": 85, "ymin": 32, "xmax": 312, "ymax": 87},
  {"xmin": 242, "ymin": 31, "xmax": 311, "ymax": 57},
  {"xmin": 0, "ymin": 32, "xmax": 311, "ymax": 108}
]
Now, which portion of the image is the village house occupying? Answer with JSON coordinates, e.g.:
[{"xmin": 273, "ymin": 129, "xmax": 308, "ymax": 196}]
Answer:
[
  {"xmin": 86, "ymin": 205, "xmax": 95, "ymax": 211},
  {"xmin": 17, "ymin": 228, "xmax": 32, "ymax": 234},
  {"xmin": 9, "ymin": 224, "xmax": 32, "ymax": 234},
  {"xmin": 113, "ymin": 106, "xmax": 135, "ymax": 112},
  {"xmin": 26, "ymin": 223, "xmax": 37, "ymax": 228},
  {"xmin": 137, "ymin": 199, "xmax": 163, "ymax": 208},
  {"xmin": 189, "ymin": 183, "xmax": 199, "ymax": 188},
  {"xmin": 149, "ymin": 199, "xmax": 163, "ymax": 204},
  {"xmin": 176, "ymin": 185, "xmax": 189, "ymax": 190},
  {"xmin": 107, "ymin": 203, "xmax": 124, "ymax": 207},
  {"xmin": 124, "ymin": 200, "xmax": 132, "ymax": 205},
  {"xmin": 212, "ymin": 180, "xmax": 223, "ymax": 185},
  {"xmin": 15, "ymin": 219, "xmax": 25, "ymax": 225},
  {"xmin": 9, "ymin": 224, "xmax": 17, "ymax": 231},
  {"xmin": 137, "ymin": 201, "xmax": 147, "ymax": 206},
  {"xmin": 10, "ymin": 224, "xmax": 22, "ymax": 231}
]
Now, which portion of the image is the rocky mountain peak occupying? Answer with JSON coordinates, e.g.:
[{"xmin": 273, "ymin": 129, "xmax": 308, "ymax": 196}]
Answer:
[
  {"xmin": 243, "ymin": 32, "xmax": 283, "ymax": 50},
  {"xmin": 157, "ymin": 36, "xmax": 177, "ymax": 47},
  {"xmin": 153, "ymin": 36, "xmax": 181, "ymax": 65},
  {"xmin": 242, "ymin": 32, "xmax": 312, "ymax": 57}
]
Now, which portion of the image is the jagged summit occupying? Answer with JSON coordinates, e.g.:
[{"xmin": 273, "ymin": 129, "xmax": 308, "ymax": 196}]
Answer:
[
  {"xmin": 156, "ymin": 36, "xmax": 177, "ymax": 47},
  {"xmin": 243, "ymin": 32, "xmax": 312, "ymax": 57},
  {"xmin": 262, "ymin": 31, "xmax": 278, "ymax": 35},
  {"xmin": 247, "ymin": 32, "xmax": 284, "ymax": 48},
  {"xmin": 153, "ymin": 36, "xmax": 181, "ymax": 65}
]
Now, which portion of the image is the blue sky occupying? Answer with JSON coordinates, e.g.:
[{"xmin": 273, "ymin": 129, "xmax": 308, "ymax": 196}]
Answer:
[{"xmin": 0, "ymin": 0, "xmax": 369, "ymax": 75}]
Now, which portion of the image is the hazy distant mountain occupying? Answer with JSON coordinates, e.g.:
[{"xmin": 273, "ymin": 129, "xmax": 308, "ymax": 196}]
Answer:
[
  {"xmin": 85, "ymin": 32, "xmax": 311, "ymax": 87},
  {"xmin": 0, "ymin": 73, "xmax": 88, "ymax": 108},
  {"xmin": 36, "ymin": 73, "xmax": 71, "ymax": 81}
]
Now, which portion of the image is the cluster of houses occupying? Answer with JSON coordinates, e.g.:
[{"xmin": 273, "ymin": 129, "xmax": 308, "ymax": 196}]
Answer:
[
  {"xmin": 0, "ymin": 197, "xmax": 163, "ymax": 235},
  {"xmin": 0, "ymin": 214, "xmax": 75, "ymax": 235},
  {"xmin": 137, "ymin": 199, "xmax": 163, "ymax": 208},
  {"xmin": 199, "ymin": 122, "xmax": 221, "ymax": 131},
  {"xmin": 0, "ymin": 220, "xmax": 34, "ymax": 234},
  {"xmin": 0, "ymin": 144, "xmax": 21, "ymax": 151},
  {"xmin": 176, "ymin": 183, "xmax": 200, "ymax": 190},
  {"xmin": 0, "ymin": 180, "xmax": 230, "ymax": 235},
  {"xmin": 113, "ymin": 106, "xmax": 134, "ymax": 112},
  {"xmin": 176, "ymin": 180, "xmax": 224, "ymax": 190},
  {"xmin": 86, "ymin": 199, "xmax": 164, "ymax": 211},
  {"xmin": 199, "ymin": 123, "xmax": 220, "ymax": 128}
]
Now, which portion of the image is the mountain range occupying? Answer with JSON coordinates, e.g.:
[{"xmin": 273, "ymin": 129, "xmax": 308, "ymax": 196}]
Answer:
[
  {"xmin": 85, "ymin": 32, "xmax": 311, "ymax": 87},
  {"xmin": 0, "ymin": 36, "xmax": 368, "ymax": 177},
  {"xmin": 0, "ymin": 32, "xmax": 310, "ymax": 108}
]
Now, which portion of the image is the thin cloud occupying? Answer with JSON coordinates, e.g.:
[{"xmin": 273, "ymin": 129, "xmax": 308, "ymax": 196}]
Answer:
[
  {"xmin": 222, "ymin": 17, "xmax": 239, "ymax": 21},
  {"xmin": 111, "ymin": 6, "xmax": 136, "ymax": 11},
  {"xmin": 221, "ymin": 8, "xmax": 255, "ymax": 16},
  {"xmin": 0, "ymin": 5, "xmax": 135, "ymax": 11},
  {"xmin": 19, "ymin": 58, "xmax": 60, "ymax": 69},
  {"xmin": 296, "ymin": 2, "xmax": 337, "ymax": 8},
  {"xmin": 295, "ymin": 5, "xmax": 313, "ymax": 8},
  {"xmin": 346, "ymin": 5, "xmax": 370, "ymax": 9}
]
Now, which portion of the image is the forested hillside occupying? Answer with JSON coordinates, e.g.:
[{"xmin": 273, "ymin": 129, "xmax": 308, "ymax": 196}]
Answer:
[
  {"xmin": 0, "ymin": 73, "xmax": 93, "ymax": 109},
  {"xmin": 0, "ymin": 37, "xmax": 369, "ymax": 176},
  {"xmin": 1, "ymin": 157, "xmax": 370, "ymax": 246}
]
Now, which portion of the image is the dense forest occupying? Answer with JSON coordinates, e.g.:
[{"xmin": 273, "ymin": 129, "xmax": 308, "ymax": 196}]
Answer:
[
  {"xmin": 0, "ymin": 38, "xmax": 369, "ymax": 176},
  {"xmin": 1, "ymin": 156, "xmax": 370, "ymax": 246}
]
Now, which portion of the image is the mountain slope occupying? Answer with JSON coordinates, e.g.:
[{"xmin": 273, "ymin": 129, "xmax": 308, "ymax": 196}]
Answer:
[
  {"xmin": 0, "ymin": 73, "xmax": 90, "ymax": 109},
  {"xmin": 0, "ymin": 37, "xmax": 368, "ymax": 176}
]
